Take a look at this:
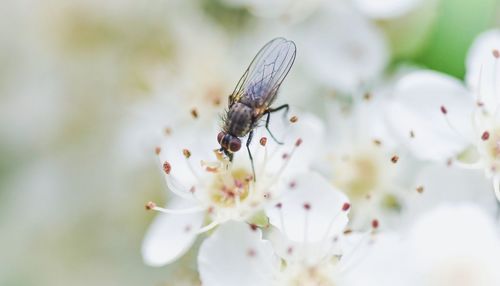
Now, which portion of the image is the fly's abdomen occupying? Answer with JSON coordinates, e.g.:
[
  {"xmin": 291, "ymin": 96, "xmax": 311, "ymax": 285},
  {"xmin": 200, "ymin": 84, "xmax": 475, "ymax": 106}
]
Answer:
[{"xmin": 226, "ymin": 103, "xmax": 253, "ymax": 137}]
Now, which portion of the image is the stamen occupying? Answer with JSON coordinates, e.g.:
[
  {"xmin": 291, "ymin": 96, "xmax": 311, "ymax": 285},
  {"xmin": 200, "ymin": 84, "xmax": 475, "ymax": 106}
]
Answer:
[
  {"xmin": 190, "ymin": 108, "xmax": 199, "ymax": 119},
  {"xmin": 440, "ymin": 106, "xmax": 469, "ymax": 140},
  {"xmin": 391, "ymin": 155, "xmax": 399, "ymax": 164},
  {"xmin": 303, "ymin": 203, "xmax": 310, "ymax": 246},
  {"xmin": 371, "ymin": 219, "xmax": 379, "ymax": 230},
  {"xmin": 416, "ymin": 186, "xmax": 424, "ymax": 193},
  {"xmin": 146, "ymin": 201, "xmax": 204, "ymax": 214},
  {"xmin": 260, "ymin": 137, "xmax": 267, "ymax": 147},
  {"xmin": 482, "ymin": 131, "xmax": 490, "ymax": 141},
  {"xmin": 195, "ymin": 220, "xmax": 219, "ymax": 234},
  {"xmin": 275, "ymin": 202, "xmax": 288, "ymax": 237},
  {"xmin": 163, "ymin": 161, "xmax": 171, "ymax": 174},
  {"xmin": 319, "ymin": 202, "xmax": 350, "ymax": 256},
  {"xmin": 183, "ymin": 149, "xmax": 192, "ymax": 158},
  {"xmin": 493, "ymin": 49, "xmax": 500, "ymax": 59},
  {"xmin": 295, "ymin": 138, "xmax": 303, "ymax": 147},
  {"xmin": 290, "ymin": 115, "xmax": 298, "ymax": 123},
  {"xmin": 155, "ymin": 146, "xmax": 161, "ymax": 155}
]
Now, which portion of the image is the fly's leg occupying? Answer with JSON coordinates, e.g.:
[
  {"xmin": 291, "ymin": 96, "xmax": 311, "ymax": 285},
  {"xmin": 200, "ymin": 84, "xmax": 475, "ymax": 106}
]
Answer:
[
  {"xmin": 265, "ymin": 104, "xmax": 289, "ymax": 145},
  {"xmin": 246, "ymin": 131, "xmax": 256, "ymax": 181}
]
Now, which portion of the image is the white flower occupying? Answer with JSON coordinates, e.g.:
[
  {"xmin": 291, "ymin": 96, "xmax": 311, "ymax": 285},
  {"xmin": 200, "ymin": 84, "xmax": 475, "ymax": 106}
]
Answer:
[
  {"xmin": 294, "ymin": 1, "xmax": 389, "ymax": 94},
  {"xmin": 141, "ymin": 112, "xmax": 324, "ymax": 266},
  {"xmin": 316, "ymin": 90, "xmax": 419, "ymax": 228},
  {"xmin": 346, "ymin": 204, "xmax": 500, "ymax": 286},
  {"xmin": 198, "ymin": 172, "xmax": 358, "ymax": 286},
  {"xmin": 386, "ymin": 34, "xmax": 500, "ymax": 199}
]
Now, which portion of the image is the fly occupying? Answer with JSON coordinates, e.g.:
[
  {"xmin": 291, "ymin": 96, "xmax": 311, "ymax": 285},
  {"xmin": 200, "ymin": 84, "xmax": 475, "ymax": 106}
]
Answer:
[{"xmin": 217, "ymin": 37, "xmax": 297, "ymax": 181}]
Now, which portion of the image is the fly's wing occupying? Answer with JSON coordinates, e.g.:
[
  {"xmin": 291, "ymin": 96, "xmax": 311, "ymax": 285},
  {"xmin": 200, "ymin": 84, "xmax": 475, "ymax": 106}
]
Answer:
[{"xmin": 229, "ymin": 37, "xmax": 296, "ymax": 108}]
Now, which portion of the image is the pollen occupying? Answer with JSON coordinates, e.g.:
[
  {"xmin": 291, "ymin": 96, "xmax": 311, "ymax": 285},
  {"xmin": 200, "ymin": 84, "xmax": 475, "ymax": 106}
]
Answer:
[
  {"xmin": 183, "ymin": 148, "xmax": 192, "ymax": 158},
  {"xmin": 163, "ymin": 161, "xmax": 172, "ymax": 174},
  {"xmin": 482, "ymin": 131, "xmax": 490, "ymax": 141},
  {"xmin": 260, "ymin": 137, "xmax": 267, "ymax": 146},
  {"xmin": 290, "ymin": 115, "xmax": 298, "ymax": 123}
]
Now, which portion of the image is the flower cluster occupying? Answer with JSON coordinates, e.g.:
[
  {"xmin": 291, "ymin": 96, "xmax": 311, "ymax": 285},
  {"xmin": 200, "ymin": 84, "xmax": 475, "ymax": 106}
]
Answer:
[{"xmin": 137, "ymin": 3, "xmax": 500, "ymax": 285}]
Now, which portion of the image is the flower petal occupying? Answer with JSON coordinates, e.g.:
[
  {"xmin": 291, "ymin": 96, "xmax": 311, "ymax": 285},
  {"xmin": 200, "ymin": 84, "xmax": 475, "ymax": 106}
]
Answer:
[
  {"xmin": 387, "ymin": 70, "xmax": 474, "ymax": 161},
  {"xmin": 353, "ymin": 0, "xmax": 421, "ymax": 19},
  {"xmin": 198, "ymin": 222, "xmax": 279, "ymax": 286},
  {"xmin": 141, "ymin": 198, "xmax": 204, "ymax": 266},
  {"xmin": 267, "ymin": 172, "xmax": 349, "ymax": 244}
]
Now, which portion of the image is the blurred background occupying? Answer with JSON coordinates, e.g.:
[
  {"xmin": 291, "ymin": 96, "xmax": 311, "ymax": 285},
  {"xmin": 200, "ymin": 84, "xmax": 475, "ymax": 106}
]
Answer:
[{"xmin": 0, "ymin": 0, "xmax": 498, "ymax": 285}]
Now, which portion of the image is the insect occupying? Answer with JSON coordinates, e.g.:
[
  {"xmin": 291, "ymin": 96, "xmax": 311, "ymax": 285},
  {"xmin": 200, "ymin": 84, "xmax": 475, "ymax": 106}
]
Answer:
[{"xmin": 217, "ymin": 37, "xmax": 297, "ymax": 180}]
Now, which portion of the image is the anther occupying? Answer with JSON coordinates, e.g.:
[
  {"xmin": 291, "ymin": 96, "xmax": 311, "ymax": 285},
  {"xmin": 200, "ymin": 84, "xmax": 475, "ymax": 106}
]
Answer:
[
  {"xmin": 164, "ymin": 127, "xmax": 172, "ymax": 135},
  {"xmin": 410, "ymin": 130, "xmax": 415, "ymax": 138},
  {"xmin": 343, "ymin": 229, "xmax": 353, "ymax": 235},
  {"xmin": 440, "ymin": 106, "xmax": 448, "ymax": 115},
  {"xmin": 363, "ymin": 92, "xmax": 372, "ymax": 101},
  {"xmin": 190, "ymin": 108, "xmax": 199, "ymax": 119},
  {"xmin": 289, "ymin": 180, "xmax": 296, "ymax": 189},
  {"xmin": 155, "ymin": 146, "xmax": 161, "ymax": 155},
  {"xmin": 391, "ymin": 155, "xmax": 399, "ymax": 164},
  {"xmin": 342, "ymin": 202, "xmax": 351, "ymax": 211},
  {"xmin": 482, "ymin": 131, "xmax": 490, "ymax": 141},
  {"xmin": 371, "ymin": 219, "xmax": 379, "ymax": 229},
  {"xmin": 163, "ymin": 161, "xmax": 172, "ymax": 174},
  {"xmin": 303, "ymin": 203, "xmax": 311, "ymax": 210},
  {"xmin": 249, "ymin": 224, "xmax": 258, "ymax": 231},
  {"xmin": 182, "ymin": 148, "xmax": 191, "ymax": 158},
  {"xmin": 145, "ymin": 201, "xmax": 156, "ymax": 210},
  {"xmin": 295, "ymin": 138, "xmax": 303, "ymax": 147},
  {"xmin": 493, "ymin": 49, "xmax": 500, "ymax": 59},
  {"xmin": 373, "ymin": 139, "xmax": 382, "ymax": 146},
  {"xmin": 275, "ymin": 202, "xmax": 283, "ymax": 209},
  {"xmin": 416, "ymin": 186, "xmax": 424, "ymax": 193},
  {"xmin": 290, "ymin": 116, "xmax": 298, "ymax": 123},
  {"xmin": 260, "ymin": 137, "xmax": 267, "ymax": 146},
  {"xmin": 282, "ymin": 153, "xmax": 289, "ymax": 160}
]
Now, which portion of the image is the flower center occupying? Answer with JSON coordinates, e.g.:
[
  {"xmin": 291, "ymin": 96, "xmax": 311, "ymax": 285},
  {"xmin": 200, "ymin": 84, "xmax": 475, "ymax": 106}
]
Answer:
[
  {"xmin": 331, "ymin": 147, "xmax": 389, "ymax": 200},
  {"xmin": 278, "ymin": 263, "xmax": 337, "ymax": 286},
  {"xmin": 209, "ymin": 168, "xmax": 252, "ymax": 208}
]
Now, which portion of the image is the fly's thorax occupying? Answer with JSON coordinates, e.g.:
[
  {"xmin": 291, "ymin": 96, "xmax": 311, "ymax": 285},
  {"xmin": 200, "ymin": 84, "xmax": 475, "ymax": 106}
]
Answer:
[{"xmin": 226, "ymin": 102, "xmax": 254, "ymax": 137}]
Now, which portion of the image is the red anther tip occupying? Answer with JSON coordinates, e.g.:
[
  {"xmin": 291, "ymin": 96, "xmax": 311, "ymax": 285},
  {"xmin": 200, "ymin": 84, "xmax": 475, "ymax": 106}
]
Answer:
[
  {"xmin": 163, "ymin": 161, "xmax": 172, "ymax": 174},
  {"xmin": 482, "ymin": 131, "xmax": 490, "ymax": 141},
  {"xmin": 275, "ymin": 202, "xmax": 283, "ymax": 209},
  {"xmin": 249, "ymin": 224, "xmax": 258, "ymax": 231},
  {"xmin": 182, "ymin": 149, "xmax": 191, "ymax": 158},
  {"xmin": 295, "ymin": 138, "xmax": 303, "ymax": 147},
  {"xmin": 342, "ymin": 202, "xmax": 351, "ymax": 211},
  {"xmin": 440, "ymin": 106, "xmax": 448, "ymax": 114},
  {"xmin": 303, "ymin": 203, "xmax": 311, "ymax": 210},
  {"xmin": 145, "ymin": 201, "xmax": 156, "ymax": 210},
  {"xmin": 372, "ymin": 219, "xmax": 379, "ymax": 229},
  {"xmin": 260, "ymin": 137, "xmax": 267, "ymax": 146},
  {"xmin": 391, "ymin": 155, "xmax": 399, "ymax": 164},
  {"xmin": 493, "ymin": 49, "xmax": 500, "ymax": 59}
]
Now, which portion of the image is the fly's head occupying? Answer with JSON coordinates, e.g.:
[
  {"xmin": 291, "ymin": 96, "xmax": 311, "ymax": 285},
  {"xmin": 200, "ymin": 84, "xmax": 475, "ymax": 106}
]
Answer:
[{"xmin": 217, "ymin": 131, "xmax": 241, "ymax": 161}]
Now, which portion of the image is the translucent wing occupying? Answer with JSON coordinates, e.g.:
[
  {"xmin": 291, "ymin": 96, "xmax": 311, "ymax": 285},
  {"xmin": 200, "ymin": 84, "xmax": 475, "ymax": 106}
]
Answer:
[{"xmin": 229, "ymin": 37, "xmax": 296, "ymax": 108}]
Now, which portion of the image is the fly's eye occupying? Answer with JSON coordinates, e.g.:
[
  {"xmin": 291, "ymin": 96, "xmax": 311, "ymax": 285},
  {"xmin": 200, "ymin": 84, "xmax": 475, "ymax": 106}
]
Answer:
[
  {"xmin": 229, "ymin": 138, "xmax": 241, "ymax": 152},
  {"xmin": 217, "ymin": 132, "xmax": 225, "ymax": 144}
]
